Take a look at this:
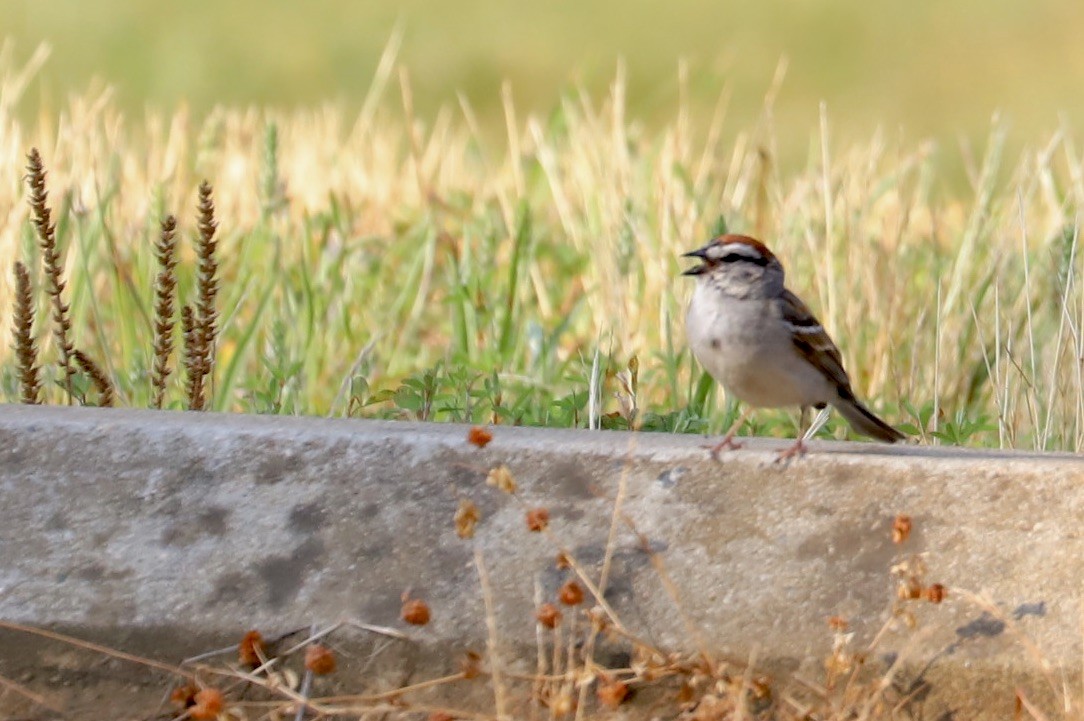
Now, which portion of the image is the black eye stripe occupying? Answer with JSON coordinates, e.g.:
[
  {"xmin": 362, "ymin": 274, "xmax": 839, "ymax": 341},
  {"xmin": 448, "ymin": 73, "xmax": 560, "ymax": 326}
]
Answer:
[{"xmin": 720, "ymin": 252, "xmax": 769, "ymax": 267}]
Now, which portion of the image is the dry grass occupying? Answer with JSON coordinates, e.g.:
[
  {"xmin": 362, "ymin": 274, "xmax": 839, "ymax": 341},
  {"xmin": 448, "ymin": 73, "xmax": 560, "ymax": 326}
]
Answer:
[{"xmin": 1, "ymin": 42, "xmax": 1083, "ymax": 445}]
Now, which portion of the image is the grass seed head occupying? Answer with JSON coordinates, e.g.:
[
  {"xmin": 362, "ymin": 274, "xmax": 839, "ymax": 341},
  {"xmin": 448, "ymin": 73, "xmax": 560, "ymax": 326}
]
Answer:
[
  {"xmin": 898, "ymin": 579, "xmax": 923, "ymax": 600},
  {"xmin": 485, "ymin": 464, "xmax": 517, "ymax": 493},
  {"xmin": 455, "ymin": 498, "xmax": 480, "ymax": 539}
]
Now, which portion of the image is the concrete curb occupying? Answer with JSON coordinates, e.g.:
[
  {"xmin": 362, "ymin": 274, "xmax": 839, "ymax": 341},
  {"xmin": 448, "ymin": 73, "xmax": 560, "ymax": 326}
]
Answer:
[{"xmin": 1, "ymin": 405, "xmax": 1082, "ymax": 718}]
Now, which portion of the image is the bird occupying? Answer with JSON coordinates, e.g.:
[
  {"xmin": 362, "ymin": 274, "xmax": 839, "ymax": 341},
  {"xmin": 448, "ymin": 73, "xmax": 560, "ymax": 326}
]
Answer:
[{"xmin": 682, "ymin": 233, "xmax": 904, "ymax": 459}]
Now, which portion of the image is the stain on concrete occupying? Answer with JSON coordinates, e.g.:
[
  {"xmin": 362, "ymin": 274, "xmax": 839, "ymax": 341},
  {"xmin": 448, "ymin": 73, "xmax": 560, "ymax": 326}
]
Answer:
[
  {"xmin": 46, "ymin": 511, "xmax": 69, "ymax": 531},
  {"xmin": 656, "ymin": 466, "xmax": 687, "ymax": 488},
  {"xmin": 0, "ymin": 430, "xmax": 26, "ymax": 465},
  {"xmin": 356, "ymin": 503, "xmax": 381, "ymax": 520},
  {"xmin": 256, "ymin": 538, "xmax": 326, "ymax": 609},
  {"xmin": 357, "ymin": 588, "xmax": 409, "ymax": 625},
  {"xmin": 288, "ymin": 502, "xmax": 326, "ymax": 534},
  {"xmin": 956, "ymin": 613, "xmax": 1006, "ymax": 639},
  {"xmin": 160, "ymin": 506, "xmax": 231, "ymax": 546},
  {"xmin": 255, "ymin": 449, "xmax": 305, "ymax": 485},
  {"xmin": 209, "ymin": 570, "xmax": 252, "ymax": 606},
  {"xmin": 550, "ymin": 460, "xmax": 594, "ymax": 499},
  {"xmin": 795, "ymin": 516, "xmax": 897, "ymax": 575},
  {"xmin": 73, "ymin": 562, "xmax": 133, "ymax": 582},
  {"xmin": 179, "ymin": 459, "xmax": 216, "ymax": 487},
  {"xmin": 1012, "ymin": 601, "xmax": 1046, "ymax": 619}
]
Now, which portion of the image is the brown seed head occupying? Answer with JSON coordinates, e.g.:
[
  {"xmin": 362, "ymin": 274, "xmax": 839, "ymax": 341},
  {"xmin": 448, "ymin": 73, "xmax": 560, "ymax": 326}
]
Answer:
[
  {"xmin": 536, "ymin": 602, "xmax": 562, "ymax": 628},
  {"xmin": 550, "ymin": 690, "xmax": 576, "ymax": 717},
  {"xmin": 238, "ymin": 629, "xmax": 265, "ymax": 668},
  {"xmin": 428, "ymin": 713, "xmax": 456, "ymax": 721},
  {"xmin": 597, "ymin": 676, "xmax": 629, "ymax": 707},
  {"xmin": 558, "ymin": 580, "xmax": 584, "ymax": 606},
  {"xmin": 189, "ymin": 688, "xmax": 225, "ymax": 720},
  {"xmin": 467, "ymin": 426, "xmax": 493, "ymax": 448},
  {"xmin": 460, "ymin": 650, "xmax": 483, "ymax": 679},
  {"xmin": 827, "ymin": 615, "xmax": 849, "ymax": 631},
  {"xmin": 170, "ymin": 683, "xmax": 199, "ymax": 708},
  {"xmin": 305, "ymin": 643, "xmax": 337, "ymax": 675},
  {"xmin": 401, "ymin": 598, "xmax": 431, "ymax": 625},
  {"xmin": 892, "ymin": 514, "xmax": 913, "ymax": 544},
  {"xmin": 924, "ymin": 583, "xmax": 947, "ymax": 604},
  {"xmin": 526, "ymin": 507, "xmax": 550, "ymax": 532}
]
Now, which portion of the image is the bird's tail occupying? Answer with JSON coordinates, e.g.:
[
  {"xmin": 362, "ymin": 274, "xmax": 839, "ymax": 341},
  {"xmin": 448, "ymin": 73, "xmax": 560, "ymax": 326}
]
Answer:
[{"xmin": 832, "ymin": 391, "xmax": 905, "ymax": 443}]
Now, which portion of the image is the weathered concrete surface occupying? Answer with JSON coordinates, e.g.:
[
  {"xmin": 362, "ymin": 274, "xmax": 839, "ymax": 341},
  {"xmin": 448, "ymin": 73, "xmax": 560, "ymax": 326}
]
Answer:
[{"xmin": 0, "ymin": 404, "xmax": 1082, "ymax": 718}]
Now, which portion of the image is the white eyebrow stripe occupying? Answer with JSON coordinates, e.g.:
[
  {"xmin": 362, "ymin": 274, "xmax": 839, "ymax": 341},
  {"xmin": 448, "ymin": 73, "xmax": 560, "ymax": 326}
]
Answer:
[{"xmin": 718, "ymin": 242, "xmax": 764, "ymax": 258}]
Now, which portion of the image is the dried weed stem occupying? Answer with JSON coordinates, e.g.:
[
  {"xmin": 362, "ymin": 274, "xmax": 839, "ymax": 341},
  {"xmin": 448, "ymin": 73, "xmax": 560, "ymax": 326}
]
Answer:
[
  {"xmin": 151, "ymin": 215, "xmax": 178, "ymax": 409},
  {"xmin": 73, "ymin": 349, "xmax": 114, "ymax": 407},
  {"xmin": 25, "ymin": 148, "xmax": 75, "ymax": 402},
  {"xmin": 11, "ymin": 261, "xmax": 41, "ymax": 404},
  {"xmin": 192, "ymin": 180, "xmax": 219, "ymax": 409},
  {"xmin": 181, "ymin": 304, "xmax": 204, "ymax": 410}
]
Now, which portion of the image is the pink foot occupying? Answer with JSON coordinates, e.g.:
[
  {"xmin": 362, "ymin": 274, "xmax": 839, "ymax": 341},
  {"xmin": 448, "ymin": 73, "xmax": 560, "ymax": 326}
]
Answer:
[
  {"xmin": 704, "ymin": 436, "xmax": 744, "ymax": 461},
  {"xmin": 774, "ymin": 438, "xmax": 808, "ymax": 463}
]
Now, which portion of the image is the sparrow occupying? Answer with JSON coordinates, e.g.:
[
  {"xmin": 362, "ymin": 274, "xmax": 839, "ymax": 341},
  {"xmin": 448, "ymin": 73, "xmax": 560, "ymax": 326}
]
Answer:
[{"xmin": 682, "ymin": 233, "xmax": 904, "ymax": 458}]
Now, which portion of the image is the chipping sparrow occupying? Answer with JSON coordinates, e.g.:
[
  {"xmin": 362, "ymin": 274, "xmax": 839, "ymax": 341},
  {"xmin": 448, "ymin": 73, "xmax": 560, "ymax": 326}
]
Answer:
[{"xmin": 683, "ymin": 234, "xmax": 904, "ymax": 458}]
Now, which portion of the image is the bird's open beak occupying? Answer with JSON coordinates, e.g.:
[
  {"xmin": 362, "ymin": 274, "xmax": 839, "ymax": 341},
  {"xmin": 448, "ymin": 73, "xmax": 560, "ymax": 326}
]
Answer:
[{"xmin": 681, "ymin": 246, "xmax": 709, "ymax": 276}]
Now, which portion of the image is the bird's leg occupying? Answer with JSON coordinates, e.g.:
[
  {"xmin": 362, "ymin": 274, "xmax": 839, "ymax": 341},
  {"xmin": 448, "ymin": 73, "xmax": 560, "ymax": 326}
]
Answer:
[
  {"xmin": 775, "ymin": 406, "xmax": 834, "ymax": 463},
  {"xmin": 774, "ymin": 436, "xmax": 809, "ymax": 462},
  {"xmin": 776, "ymin": 405, "xmax": 814, "ymax": 463},
  {"xmin": 705, "ymin": 406, "xmax": 752, "ymax": 460}
]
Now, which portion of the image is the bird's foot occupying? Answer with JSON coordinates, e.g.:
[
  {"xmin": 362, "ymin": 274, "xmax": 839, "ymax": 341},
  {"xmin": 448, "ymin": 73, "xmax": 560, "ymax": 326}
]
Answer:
[
  {"xmin": 704, "ymin": 435, "xmax": 744, "ymax": 461},
  {"xmin": 773, "ymin": 438, "xmax": 808, "ymax": 464}
]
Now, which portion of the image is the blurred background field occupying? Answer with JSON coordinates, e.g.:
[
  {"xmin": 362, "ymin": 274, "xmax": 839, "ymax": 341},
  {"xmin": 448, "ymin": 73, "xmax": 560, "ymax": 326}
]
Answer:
[
  {"xmin": 5, "ymin": 0, "xmax": 1084, "ymax": 166},
  {"xmin": 1, "ymin": 0, "xmax": 1084, "ymax": 450}
]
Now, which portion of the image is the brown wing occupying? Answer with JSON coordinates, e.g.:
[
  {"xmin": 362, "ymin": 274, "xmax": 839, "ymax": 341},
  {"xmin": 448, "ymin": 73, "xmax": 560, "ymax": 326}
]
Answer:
[{"xmin": 780, "ymin": 289, "xmax": 852, "ymax": 391}]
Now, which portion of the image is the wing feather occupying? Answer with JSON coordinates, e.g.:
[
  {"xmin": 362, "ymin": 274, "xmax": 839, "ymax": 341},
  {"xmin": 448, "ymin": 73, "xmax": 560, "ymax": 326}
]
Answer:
[{"xmin": 780, "ymin": 289, "xmax": 852, "ymax": 391}]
